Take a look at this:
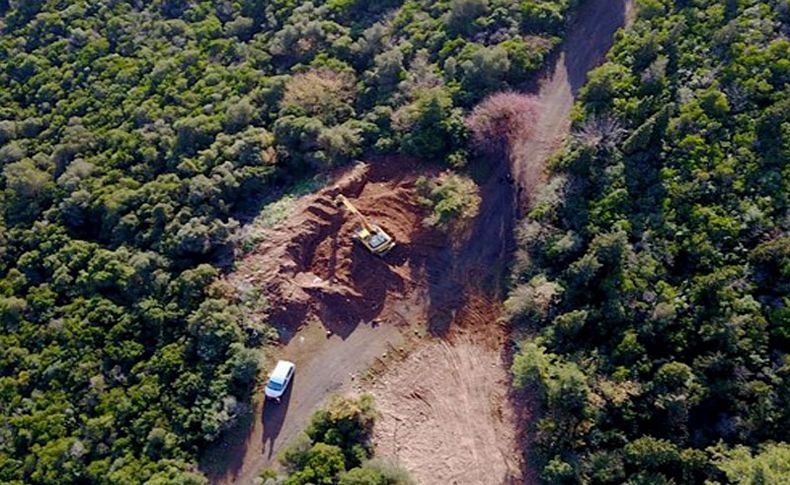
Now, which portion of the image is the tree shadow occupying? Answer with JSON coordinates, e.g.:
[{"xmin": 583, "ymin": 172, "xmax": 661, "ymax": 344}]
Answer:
[
  {"xmin": 563, "ymin": 0, "xmax": 629, "ymax": 95},
  {"xmin": 512, "ymin": 0, "xmax": 629, "ymax": 99},
  {"xmin": 198, "ymin": 399, "xmax": 259, "ymax": 483},
  {"xmin": 500, "ymin": 331, "xmax": 543, "ymax": 485},
  {"xmin": 412, "ymin": 155, "xmax": 518, "ymax": 336}
]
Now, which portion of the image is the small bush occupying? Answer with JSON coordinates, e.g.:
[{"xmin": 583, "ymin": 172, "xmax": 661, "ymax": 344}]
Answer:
[
  {"xmin": 340, "ymin": 458, "xmax": 415, "ymax": 485},
  {"xmin": 278, "ymin": 394, "xmax": 401, "ymax": 484},
  {"xmin": 415, "ymin": 172, "xmax": 481, "ymax": 241}
]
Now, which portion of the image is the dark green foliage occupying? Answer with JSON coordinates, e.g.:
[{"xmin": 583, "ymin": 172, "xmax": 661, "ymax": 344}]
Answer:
[
  {"xmin": 284, "ymin": 443, "xmax": 347, "ymax": 485},
  {"xmin": 510, "ymin": 1, "xmax": 790, "ymax": 483},
  {"xmin": 520, "ymin": 0, "xmax": 580, "ymax": 35},
  {"xmin": 395, "ymin": 87, "xmax": 467, "ymax": 162},
  {"xmin": 305, "ymin": 394, "xmax": 376, "ymax": 468},
  {"xmin": 447, "ymin": 0, "xmax": 489, "ymax": 36},
  {"xmin": 416, "ymin": 172, "xmax": 481, "ymax": 238},
  {"xmin": 278, "ymin": 395, "xmax": 412, "ymax": 485},
  {"xmin": 0, "ymin": 0, "xmax": 577, "ymax": 483}
]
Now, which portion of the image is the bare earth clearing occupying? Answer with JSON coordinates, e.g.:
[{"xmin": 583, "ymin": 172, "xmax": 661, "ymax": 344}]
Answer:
[
  {"xmin": 369, "ymin": 297, "xmax": 521, "ymax": 485},
  {"xmin": 200, "ymin": 1, "xmax": 632, "ymax": 483},
  {"xmin": 371, "ymin": 337, "xmax": 518, "ymax": 484}
]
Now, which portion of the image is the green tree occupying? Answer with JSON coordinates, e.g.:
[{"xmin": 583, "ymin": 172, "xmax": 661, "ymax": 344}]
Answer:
[
  {"xmin": 396, "ymin": 88, "xmax": 465, "ymax": 161},
  {"xmin": 284, "ymin": 443, "xmax": 347, "ymax": 485},
  {"xmin": 712, "ymin": 442, "xmax": 790, "ymax": 485},
  {"xmin": 447, "ymin": 0, "xmax": 489, "ymax": 35},
  {"xmin": 415, "ymin": 173, "xmax": 481, "ymax": 239}
]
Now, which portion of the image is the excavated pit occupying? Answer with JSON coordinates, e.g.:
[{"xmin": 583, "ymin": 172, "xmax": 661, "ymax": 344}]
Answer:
[{"xmin": 230, "ymin": 160, "xmax": 446, "ymax": 337}]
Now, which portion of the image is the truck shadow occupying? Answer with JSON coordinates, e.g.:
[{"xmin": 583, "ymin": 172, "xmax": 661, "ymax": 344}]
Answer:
[
  {"xmin": 262, "ymin": 374, "xmax": 295, "ymax": 461},
  {"xmin": 197, "ymin": 376, "xmax": 295, "ymax": 482}
]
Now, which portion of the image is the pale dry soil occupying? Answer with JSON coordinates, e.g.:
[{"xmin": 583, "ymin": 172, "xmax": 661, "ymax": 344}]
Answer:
[{"xmin": 369, "ymin": 335, "xmax": 521, "ymax": 485}]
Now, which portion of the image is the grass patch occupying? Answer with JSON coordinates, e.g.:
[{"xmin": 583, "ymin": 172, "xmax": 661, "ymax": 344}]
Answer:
[{"xmin": 238, "ymin": 175, "xmax": 329, "ymax": 254}]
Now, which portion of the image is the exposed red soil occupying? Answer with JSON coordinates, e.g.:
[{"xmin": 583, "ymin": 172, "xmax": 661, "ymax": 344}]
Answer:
[
  {"xmin": 204, "ymin": 152, "xmax": 519, "ymax": 484},
  {"xmin": 229, "ymin": 160, "xmax": 447, "ymax": 339}
]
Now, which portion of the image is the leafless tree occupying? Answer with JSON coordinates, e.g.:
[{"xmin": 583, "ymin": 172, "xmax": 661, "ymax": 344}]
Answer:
[
  {"xmin": 465, "ymin": 91, "xmax": 541, "ymax": 156},
  {"xmin": 574, "ymin": 114, "xmax": 625, "ymax": 151}
]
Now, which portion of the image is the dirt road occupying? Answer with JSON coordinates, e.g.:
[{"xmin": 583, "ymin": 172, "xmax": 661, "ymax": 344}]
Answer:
[
  {"xmin": 366, "ymin": 3, "xmax": 634, "ymax": 482},
  {"xmin": 200, "ymin": 320, "xmax": 405, "ymax": 484},
  {"xmin": 513, "ymin": 0, "xmax": 634, "ymax": 205},
  {"xmin": 200, "ymin": 162, "xmax": 432, "ymax": 484},
  {"xmin": 200, "ymin": 1, "xmax": 633, "ymax": 483}
]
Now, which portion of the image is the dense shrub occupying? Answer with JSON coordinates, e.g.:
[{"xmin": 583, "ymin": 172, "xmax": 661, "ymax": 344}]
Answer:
[
  {"xmin": 415, "ymin": 173, "xmax": 481, "ymax": 241},
  {"xmin": 275, "ymin": 395, "xmax": 413, "ymax": 485},
  {"xmin": 509, "ymin": 1, "xmax": 790, "ymax": 483},
  {"xmin": 0, "ymin": 0, "xmax": 579, "ymax": 482}
]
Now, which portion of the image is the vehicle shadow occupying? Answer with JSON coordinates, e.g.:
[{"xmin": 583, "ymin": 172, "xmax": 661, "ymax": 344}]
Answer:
[{"xmin": 261, "ymin": 373, "xmax": 295, "ymax": 461}]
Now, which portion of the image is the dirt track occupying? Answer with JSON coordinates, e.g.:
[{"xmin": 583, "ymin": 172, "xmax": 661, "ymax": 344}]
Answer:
[
  {"xmin": 200, "ymin": 160, "xmax": 451, "ymax": 485},
  {"xmin": 200, "ymin": 1, "xmax": 633, "ymax": 483},
  {"xmin": 513, "ymin": 0, "xmax": 634, "ymax": 205}
]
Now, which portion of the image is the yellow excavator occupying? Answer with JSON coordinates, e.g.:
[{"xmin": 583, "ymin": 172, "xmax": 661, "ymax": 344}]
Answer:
[{"xmin": 336, "ymin": 194, "xmax": 395, "ymax": 256}]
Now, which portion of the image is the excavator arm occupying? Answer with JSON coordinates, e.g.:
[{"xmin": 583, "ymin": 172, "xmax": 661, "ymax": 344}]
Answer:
[{"xmin": 336, "ymin": 194, "xmax": 375, "ymax": 233}]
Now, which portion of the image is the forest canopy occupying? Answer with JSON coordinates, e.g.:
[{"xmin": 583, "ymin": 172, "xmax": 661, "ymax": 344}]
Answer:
[
  {"xmin": 0, "ymin": 0, "xmax": 580, "ymax": 483},
  {"xmin": 508, "ymin": 0, "xmax": 790, "ymax": 483}
]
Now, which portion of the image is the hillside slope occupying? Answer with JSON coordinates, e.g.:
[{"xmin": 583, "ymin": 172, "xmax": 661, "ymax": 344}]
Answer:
[{"xmin": 0, "ymin": 1, "xmax": 584, "ymax": 483}]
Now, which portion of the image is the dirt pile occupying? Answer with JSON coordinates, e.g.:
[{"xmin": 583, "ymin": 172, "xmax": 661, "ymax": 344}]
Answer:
[{"xmin": 231, "ymin": 161, "xmax": 441, "ymax": 335}]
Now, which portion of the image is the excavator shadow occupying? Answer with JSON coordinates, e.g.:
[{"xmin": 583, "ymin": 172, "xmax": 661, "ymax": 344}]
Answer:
[{"xmin": 311, "ymin": 242, "xmax": 409, "ymax": 340}]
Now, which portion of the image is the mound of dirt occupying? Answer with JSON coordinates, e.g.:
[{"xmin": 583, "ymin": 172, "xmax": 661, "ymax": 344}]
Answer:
[{"xmin": 231, "ymin": 161, "xmax": 443, "ymax": 336}]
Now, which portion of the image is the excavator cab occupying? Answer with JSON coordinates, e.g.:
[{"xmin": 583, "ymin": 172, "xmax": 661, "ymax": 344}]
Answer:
[{"xmin": 336, "ymin": 195, "xmax": 395, "ymax": 256}]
